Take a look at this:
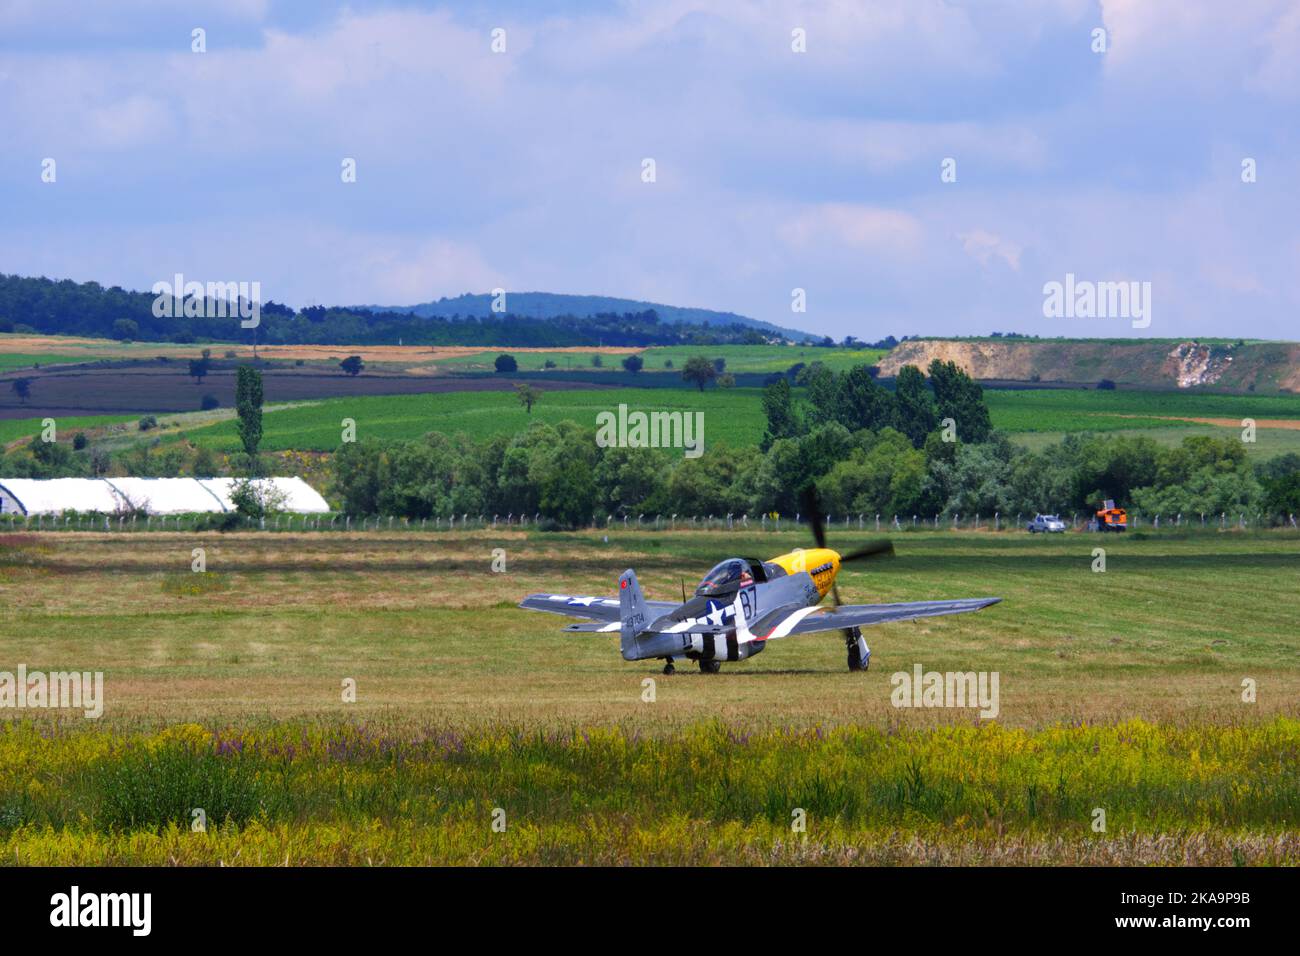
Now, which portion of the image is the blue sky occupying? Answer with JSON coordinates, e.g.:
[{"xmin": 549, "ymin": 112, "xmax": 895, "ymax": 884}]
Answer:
[{"xmin": 1, "ymin": 0, "xmax": 1297, "ymax": 340}]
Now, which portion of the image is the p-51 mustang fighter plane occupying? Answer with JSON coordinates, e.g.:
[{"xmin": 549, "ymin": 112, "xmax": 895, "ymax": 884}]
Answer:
[{"xmin": 519, "ymin": 492, "xmax": 1000, "ymax": 674}]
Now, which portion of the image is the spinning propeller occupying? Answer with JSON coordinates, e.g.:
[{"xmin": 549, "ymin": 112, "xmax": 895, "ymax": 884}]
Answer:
[{"xmin": 800, "ymin": 486, "xmax": 894, "ymax": 644}]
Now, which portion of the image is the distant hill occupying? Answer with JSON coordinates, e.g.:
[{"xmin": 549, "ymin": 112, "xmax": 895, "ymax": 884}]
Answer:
[
  {"xmin": 878, "ymin": 337, "xmax": 1300, "ymax": 393},
  {"xmin": 358, "ymin": 292, "xmax": 815, "ymax": 342},
  {"xmin": 0, "ymin": 273, "xmax": 804, "ymax": 348}
]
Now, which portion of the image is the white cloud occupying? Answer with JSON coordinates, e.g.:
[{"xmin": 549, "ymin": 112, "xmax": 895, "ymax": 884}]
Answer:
[
  {"xmin": 352, "ymin": 237, "xmax": 504, "ymax": 306},
  {"xmin": 779, "ymin": 204, "xmax": 924, "ymax": 254},
  {"xmin": 958, "ymin": 230, "xmax": 1022, "ymax": 271},
  {"xmin": 0, "ymin": 1, "xmax": 1296, "ymax": 338},
  {"xmin": 88, "ymin": 95, "xmax": 174, "ymax": 148},
  {"xmin": 1100, "ymin": 0, "xmax": 1300, "ymax": 100}
]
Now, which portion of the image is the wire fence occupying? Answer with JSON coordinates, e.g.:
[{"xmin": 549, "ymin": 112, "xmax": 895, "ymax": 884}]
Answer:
[{"xmin": 1, "ymin": 509, "xmax": 1297, "ymax": 534}]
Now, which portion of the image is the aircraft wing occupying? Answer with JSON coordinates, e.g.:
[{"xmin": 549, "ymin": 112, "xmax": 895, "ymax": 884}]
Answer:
[
  {"xmin": 519, "ymin": 593, "xmax": 679, "ymax": 624},
  {"xmin": 744, "ymin": 597, "xmax": 1000, "ymax": 641}
]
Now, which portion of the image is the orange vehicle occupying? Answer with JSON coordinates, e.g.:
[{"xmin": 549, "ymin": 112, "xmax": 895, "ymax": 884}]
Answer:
[{"xmin": 1092, "ymin": 499, "xmax": 1127, "ymax": 532}]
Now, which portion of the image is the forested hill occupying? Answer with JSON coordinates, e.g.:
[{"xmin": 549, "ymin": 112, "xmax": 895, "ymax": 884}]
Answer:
[
  {"xmin": 0, "ymin": 274, "xmax": 793, "ymax": 347},
  {"xmin": 358, "ymin": 291, "xmax": 813, "ymax": 341}
]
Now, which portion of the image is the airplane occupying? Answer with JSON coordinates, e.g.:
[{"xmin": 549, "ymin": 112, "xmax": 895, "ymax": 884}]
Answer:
[{"xmin": 519, "ymin": 491, "xmax": 1000, "ymax": 674}]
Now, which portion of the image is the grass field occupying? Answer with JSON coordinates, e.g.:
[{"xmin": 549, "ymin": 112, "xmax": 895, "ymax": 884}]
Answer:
[
  {"xmin": 3, "ymin": 719, "xmax": 1297, "ymax": 865},
  {"xmin": 0, "ymin": 354, "xmax": 85, "ymax": 373},
  {"xmin": 164, "ymin": 386, "xmax": 1300, "ymax": 454},
  {"xmin": 1, "ymin": 528, "xmax": 1297, "ymax": 864},
  {"xmin": 1013, "ymin": 424, "xmax": 1300, "ymax": 459},
  {"xmin": 0, "ymin": 412, "xmax": 144, "ymax": 449},
  {"xmin": 984, "ymin": 388, "xmax": 1300, "ymax": 432},
  {"xmin": 3, "ymin": 529, "xmax": 1296, "ymax": 727},
  {"xmin": 177, "ymin": 388, "xmax": 765, "ymax": 452},
  {"xmin": 0, "ymin": 334, "xmax": 882, "ymax": 375},
  {"xmin": 638, "ymin": 344, "xmax": 888, "ymax": 373},
  {"xmin": 424, "ymin": 343, "xmax": 873, "ymax": 373},
  {"xmin": 5, "ymin": 381, "xmax": 1300, "ymax": 461}
]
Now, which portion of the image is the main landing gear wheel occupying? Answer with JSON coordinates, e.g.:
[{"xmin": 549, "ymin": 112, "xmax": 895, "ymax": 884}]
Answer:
[
  {"xmin": 846, "ymin": 628, "xmax": 870, "ymax": 672},
  {"xmin": 663, "ymin": 659, "xmax": 676, "ymax": 675},
  {"xmin": 698, "ymin": 659, "xmax": 722, "ymax": 674}
]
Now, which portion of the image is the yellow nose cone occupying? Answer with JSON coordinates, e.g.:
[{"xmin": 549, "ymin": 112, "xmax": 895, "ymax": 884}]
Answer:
[{"xmin": 768, "ymin": 548, "xmax": 841, "ymax": 598}]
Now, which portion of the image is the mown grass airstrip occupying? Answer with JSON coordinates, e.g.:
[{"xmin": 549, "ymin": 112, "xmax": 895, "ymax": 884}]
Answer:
[{"xmin": 1, "ymin": 529, "xmax": 1298, "ymax": 863}]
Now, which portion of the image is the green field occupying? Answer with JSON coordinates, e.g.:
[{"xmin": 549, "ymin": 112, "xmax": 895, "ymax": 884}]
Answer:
[
  {"xmin": 164, "ymin": 385, "xmax": 1300, "ymax": 454},
  {"xmin": 427, "ymin": 350, "xmax": 637, "ymax": 372},
  {"xmin": 0, "ymin": 354, "xmax": 85, "ymax": 372},
  {"xmin": 0, "ymin": 528, "xmax": 1296, "ymax": 864},
  {"xmin": 639, "ymin": 344, "xmax": 887, "ymax": 373},
  {"xmin": 5, "ymin": 381, "xmax": 1300, "ymax": 459},
  {"xmin": 0, "ymin": 412, "xmax": 143, "ymax": 448},
  {"xmin": 984, "ymin": 388, "xmax": 1300, "ymax": 432},
  {"xmin": 4, "ymin": 529, "xmax": 1295, "ymax": 726},
  {"xmin": 1012, "ymin": 423, "xmax": 1300, "ymax": 459},
  {"xmin": 429, "ymin": 344, "xmax": 887, "ymax": 374},
  {"xmin": 179, "ymin": 388, "xmax": 767, "ymax": 452}
]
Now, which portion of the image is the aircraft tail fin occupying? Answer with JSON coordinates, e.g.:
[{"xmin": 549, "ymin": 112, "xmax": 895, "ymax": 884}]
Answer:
[{"xmin": 618, "ymin": 569, "xmax": 649, "ymax": 659}]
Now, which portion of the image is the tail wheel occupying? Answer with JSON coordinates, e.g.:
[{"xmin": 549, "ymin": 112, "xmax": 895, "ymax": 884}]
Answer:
[{"xmin": 698, "ymin": 659, "xmax": 721, "ymax": 674}]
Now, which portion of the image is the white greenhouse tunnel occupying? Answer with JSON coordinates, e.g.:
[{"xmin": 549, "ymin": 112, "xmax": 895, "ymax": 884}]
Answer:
[{"xmin": 0, "ymin": 477, "xmax": 330, "ymax": 516}]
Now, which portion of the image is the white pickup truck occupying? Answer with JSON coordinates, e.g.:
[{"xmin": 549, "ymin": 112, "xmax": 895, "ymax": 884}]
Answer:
[{"xmin": 1027, "ymin": 514, "xmax": 1067, "ymax": 533}]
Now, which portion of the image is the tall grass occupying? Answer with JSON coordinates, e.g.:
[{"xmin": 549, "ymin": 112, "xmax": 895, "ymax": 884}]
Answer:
[{"xmin": 2, "ymin": 718, "xmax": 1296, "ymax": 864}]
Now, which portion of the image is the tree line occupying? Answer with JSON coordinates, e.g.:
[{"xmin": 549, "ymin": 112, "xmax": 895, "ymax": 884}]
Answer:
[
  {"xmin": 0, "ymin": 273, "xmax": 785, "ymax": 347},
  {"xmin": 328, "ymin": 364, "xmax": 1298, "ymax": 525},
  {"xmin": 4, "ymin": 360, "xmax": 1297, "ymax": 526}
]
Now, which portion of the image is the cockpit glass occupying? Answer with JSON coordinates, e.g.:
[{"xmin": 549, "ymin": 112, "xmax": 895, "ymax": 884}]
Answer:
[{"xmin": 695, "ymin": 559, "xmax": 753, "ymax": 597}]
